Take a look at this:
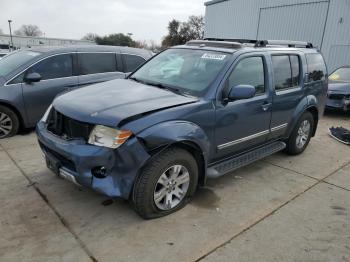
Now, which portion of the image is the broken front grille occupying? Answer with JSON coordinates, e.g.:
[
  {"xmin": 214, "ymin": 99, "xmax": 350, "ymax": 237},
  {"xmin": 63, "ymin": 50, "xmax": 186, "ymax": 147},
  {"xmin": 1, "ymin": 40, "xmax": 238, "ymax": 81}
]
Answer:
[{"xmin": 47, "ymin": 108, "xmax": 93, "ymax": 141}]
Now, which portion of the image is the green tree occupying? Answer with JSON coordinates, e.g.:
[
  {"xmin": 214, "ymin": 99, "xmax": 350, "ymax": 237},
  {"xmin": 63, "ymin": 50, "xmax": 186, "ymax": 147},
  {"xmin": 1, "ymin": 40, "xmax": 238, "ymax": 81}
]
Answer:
[
  {"xmin": 96, "ymin": 33, "xmax": 136, "ymax": 47},
  {"xmin": 162, "ymin": 15, "xmax": 204, "ymax": 48}
]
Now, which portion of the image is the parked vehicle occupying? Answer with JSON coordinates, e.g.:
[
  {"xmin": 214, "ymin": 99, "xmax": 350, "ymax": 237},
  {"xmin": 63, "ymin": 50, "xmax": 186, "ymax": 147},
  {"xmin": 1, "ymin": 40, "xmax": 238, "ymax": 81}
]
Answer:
[
  {"xmin": 0, "ymin": 45, "xmax": 153, "ymax": 138},
  {"xmin": 37, "ymin": 39, "xmax": 328, "ymax": 219},
  {"xmin": 326, "ymin": 66, "xmax": 350, "ymax": 112}
]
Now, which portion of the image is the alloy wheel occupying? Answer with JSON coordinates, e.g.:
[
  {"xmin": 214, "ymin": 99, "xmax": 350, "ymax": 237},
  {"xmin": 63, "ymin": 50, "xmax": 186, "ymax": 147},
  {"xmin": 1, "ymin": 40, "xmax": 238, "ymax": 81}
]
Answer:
[
  {"xmin": 296, "ymin": 120, "xmax": 311, "ymax": 149},
  {"xmin": 153, "ymin": 164, "xmax": 190, "ymax": 210},
  {"xmin": 0, "ymin": 112, "xmax": 13, "ymax": 138}
]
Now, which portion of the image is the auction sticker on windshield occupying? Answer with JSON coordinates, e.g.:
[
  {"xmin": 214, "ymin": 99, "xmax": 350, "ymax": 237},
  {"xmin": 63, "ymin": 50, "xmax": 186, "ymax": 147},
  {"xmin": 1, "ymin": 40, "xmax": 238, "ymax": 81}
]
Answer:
[{"xmin": 201, "ymin": 53, "xmax": 226, "ymax": 60}]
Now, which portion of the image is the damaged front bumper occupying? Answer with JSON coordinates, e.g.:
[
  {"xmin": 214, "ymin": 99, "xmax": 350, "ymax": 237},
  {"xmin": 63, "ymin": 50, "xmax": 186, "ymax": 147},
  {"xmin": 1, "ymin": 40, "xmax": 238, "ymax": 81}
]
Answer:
[{"xmin": 36, "ymin": 121, "xmax": 150, "ymax": 199}]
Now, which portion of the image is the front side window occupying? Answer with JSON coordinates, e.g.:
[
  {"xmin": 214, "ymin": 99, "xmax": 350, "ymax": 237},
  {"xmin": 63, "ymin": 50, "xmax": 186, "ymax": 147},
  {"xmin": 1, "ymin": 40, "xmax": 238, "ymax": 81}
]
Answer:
[
  {"xmin": 329, "ymin": 67, "xmax": 350, "ymax": 82},
  {"xmin": 0, "ymin": 50, "xmax": 41, "ymax": 77},
  {"xmin": 78, "ymin": 53, "xmax": 117, "ymax": 75},
  {"xmin": 306, "ymin": 53, "xmax": 326, "ymax": 82},
  {"xmin": 123, "ymin": 54, "xmax": 145, "ymax": 72},
  {"xmin": 27, "ymin": 54, "xmax": 73, "ymax": 80},
  {"xmin": 131, "ymin": 48, "xmax": 230, "ymax": 96},
  {"xmin": 228, "ymin": 56, "xmax": 265, "ymax": 95},
  {"xmin": 272, "ymin": 55, "xmax": 301, "ymax": 91}
]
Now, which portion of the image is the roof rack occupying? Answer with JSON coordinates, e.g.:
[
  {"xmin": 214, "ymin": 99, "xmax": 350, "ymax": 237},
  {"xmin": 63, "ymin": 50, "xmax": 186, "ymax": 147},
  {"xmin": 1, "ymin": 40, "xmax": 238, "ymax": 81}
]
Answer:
[
  {"xmin": 186, "ymin": 39, "xmax": 242, "ymax": 49},
  {"xmin": 203, "ymin": 38, "xmax": 314, "ymax": 48}
]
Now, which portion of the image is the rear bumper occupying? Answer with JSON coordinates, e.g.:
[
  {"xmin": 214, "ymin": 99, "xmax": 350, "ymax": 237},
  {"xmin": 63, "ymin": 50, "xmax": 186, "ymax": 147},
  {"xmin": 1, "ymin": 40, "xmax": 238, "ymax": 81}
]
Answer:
[{"xmin": 36, "ymin": 121, "xmax": 150, "ymax": 199}]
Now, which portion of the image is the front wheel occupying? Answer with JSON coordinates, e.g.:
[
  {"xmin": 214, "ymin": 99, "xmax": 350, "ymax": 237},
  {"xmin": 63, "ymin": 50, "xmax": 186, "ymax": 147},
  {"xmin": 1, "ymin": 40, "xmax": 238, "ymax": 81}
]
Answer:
[
  {"xmin": 0, "ymin": 105, "xmax": 19, "ymax": 139},
  {"xmin": 285, "ymin": 111, "xmax": 314, "ymax": 155},
  {"xmin": 132, "ymin": 147, "xmax": 198, "ymax": 219}
]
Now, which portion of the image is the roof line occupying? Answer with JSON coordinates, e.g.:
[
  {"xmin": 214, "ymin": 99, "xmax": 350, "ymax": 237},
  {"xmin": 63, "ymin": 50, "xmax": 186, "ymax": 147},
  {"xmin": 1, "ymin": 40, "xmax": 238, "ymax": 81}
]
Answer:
[{"xmin": 204, "ymin": 0, "xmax": 229, "ymax": 6}]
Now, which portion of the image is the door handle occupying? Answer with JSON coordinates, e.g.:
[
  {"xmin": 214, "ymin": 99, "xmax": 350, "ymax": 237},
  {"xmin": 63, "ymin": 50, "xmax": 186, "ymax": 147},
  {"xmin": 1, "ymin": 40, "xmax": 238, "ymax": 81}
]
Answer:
[{"xmin": 261, "ymin": 102, "xmax": 272, "ymax": 111}]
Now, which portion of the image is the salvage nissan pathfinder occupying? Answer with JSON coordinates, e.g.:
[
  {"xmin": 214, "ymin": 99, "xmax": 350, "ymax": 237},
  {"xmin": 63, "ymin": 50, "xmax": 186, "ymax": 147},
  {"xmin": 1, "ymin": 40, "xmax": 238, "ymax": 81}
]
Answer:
[{"xmin": 37, "ymin": 39, "xmax": 328, "ymax": 219}]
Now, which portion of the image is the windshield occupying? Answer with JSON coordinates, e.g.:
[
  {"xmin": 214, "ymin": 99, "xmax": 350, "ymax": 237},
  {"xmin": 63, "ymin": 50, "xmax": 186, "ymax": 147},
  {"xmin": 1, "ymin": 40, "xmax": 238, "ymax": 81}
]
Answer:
[
  {"xmin": 131, "ymin": 48, "xmax": 230, "ymax": 96},
  {"xmin": 0, "ymin": 50, "xmax": 41, "ymax": 77},
  {"xmin": 329, "ymin": 67, "xmax": 350, "ymax": 82}
]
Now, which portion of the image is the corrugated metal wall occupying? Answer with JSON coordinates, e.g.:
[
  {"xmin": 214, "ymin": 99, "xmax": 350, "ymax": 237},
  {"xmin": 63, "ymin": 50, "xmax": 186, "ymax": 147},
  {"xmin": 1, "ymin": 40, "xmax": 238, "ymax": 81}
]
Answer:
[{"xmin": 204, "ymin": 0, "xmax": 350, "ymax": 71}]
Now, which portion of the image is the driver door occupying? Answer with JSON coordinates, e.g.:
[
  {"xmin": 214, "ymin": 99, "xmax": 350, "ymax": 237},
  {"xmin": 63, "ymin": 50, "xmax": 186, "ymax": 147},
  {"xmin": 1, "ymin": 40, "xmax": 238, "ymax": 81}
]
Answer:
[
  {"xmin": 22, "ymin": 53, "xmax": 78, "ymax": 125},
  {"xmin": 214, "ymin": 54, "xmax": 272, "ymax": 160}
]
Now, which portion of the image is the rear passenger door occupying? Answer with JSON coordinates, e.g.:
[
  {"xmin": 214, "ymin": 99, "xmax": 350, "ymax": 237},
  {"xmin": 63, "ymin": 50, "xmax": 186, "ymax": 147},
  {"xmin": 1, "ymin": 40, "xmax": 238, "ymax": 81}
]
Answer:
[
  {"xmin": 121, "ymin": 54, "xmax": 146, "ymax": 73},
  {"xmin": 269, "ymin": 53, "xmax": 304, "ymax": 140},
  {"xmin": 77, "ymin": 52, "xmax": 125, "ymax": 87}
]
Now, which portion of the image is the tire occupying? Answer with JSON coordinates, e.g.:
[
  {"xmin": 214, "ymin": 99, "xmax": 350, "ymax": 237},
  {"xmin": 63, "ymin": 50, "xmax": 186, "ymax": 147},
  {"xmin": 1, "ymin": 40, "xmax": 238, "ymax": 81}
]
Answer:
[
  {"xmin": 0, "ymin": 105, "xmax": 19, "ymax": 139},
  {"xmin": 285, "ymin": 111, "xmax": 314, "ymax": 155},
  {"xmin": 132, "ymin": 147, "xmax": 198, "ymax": 219}
]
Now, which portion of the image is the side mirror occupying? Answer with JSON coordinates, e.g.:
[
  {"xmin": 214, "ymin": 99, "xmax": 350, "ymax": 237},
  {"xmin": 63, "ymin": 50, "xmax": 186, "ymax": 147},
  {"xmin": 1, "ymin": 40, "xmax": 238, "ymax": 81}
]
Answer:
[
  {"xmin": 24, "ymin": 72, "xmax": 42, "ymax": 83},
  {"xmin": 227, "ymin": 84, "xmax": 256, "ymax": 101}
]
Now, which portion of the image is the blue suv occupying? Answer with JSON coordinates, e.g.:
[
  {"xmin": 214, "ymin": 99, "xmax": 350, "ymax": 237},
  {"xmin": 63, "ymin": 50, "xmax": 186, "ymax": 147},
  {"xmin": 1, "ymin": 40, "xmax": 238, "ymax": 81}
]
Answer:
[{"xmin": 36, "ymin": 39, "xmax": 328, "ymax": 219}]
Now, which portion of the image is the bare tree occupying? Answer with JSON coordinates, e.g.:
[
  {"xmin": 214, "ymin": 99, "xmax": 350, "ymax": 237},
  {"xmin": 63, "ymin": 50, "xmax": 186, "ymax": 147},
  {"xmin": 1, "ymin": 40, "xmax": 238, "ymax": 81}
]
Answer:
[
  {"xmin": 81, "ymin": 33, "xmax": 99, "ymax": 42},
  {"xmin": 14, "ymin": 25, "xmax": 43, "ymax": 37}
]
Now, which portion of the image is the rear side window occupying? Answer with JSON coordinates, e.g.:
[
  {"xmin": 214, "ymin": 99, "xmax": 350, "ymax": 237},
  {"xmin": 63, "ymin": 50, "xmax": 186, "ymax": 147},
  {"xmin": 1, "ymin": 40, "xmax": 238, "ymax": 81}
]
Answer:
[
  {"xmin": 228, "ymin": 56, "xmax": 265, "ymax": 95},
  {"xmin": 123, "ymin": 54, "xmax": 145, "ymax": 72},
  {"xmin": 306, "ymin": 54, "xmax": 326, "ymax": 82},
  {"xmin": 28, "ymin": 54, "xmax": 73, "ymax": 80},
  {"xmin": 78, "ymin": 53, "xmax": 117, "ymax": 75},
  {"xmin": 272, "ymin": 55, "xmax": 300, "ymax": 91}
]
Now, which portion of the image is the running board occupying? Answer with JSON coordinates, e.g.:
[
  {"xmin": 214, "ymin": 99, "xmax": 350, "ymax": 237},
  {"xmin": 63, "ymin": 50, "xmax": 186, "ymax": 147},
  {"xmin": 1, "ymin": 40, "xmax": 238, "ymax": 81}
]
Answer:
[{"xmin": 207, "ymin": 141, "xmax": 286, "ymax": 178}]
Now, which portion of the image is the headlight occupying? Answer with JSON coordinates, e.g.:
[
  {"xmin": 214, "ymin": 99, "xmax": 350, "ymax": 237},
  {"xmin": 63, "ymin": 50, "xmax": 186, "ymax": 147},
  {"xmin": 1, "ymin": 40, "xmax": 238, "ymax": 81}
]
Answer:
[
  {"xmin": 41, "ymin": 104, "xmax": 53, "ymax": 123},
  {"xmin": 88, "ymin": 125, "xmax": 133, "ymax": 149}
]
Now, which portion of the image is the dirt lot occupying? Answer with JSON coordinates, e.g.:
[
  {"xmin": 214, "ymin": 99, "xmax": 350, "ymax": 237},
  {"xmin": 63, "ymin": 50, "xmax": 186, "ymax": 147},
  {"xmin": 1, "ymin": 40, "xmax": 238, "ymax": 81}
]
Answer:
[{"xmin": 1, "ymin": 112, "xmax": 350, "ymax": 262}]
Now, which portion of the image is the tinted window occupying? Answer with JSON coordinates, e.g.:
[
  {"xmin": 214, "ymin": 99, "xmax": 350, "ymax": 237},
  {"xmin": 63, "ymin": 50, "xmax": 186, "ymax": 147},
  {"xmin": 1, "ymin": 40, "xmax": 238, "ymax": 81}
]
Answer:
[
  {"xmin": 306, "ymin": 54, "xmax": 326, "ymax": 81},
  {"xmin": 290, "ymin": 55, "xmax": 300, "ymax": 86},
  {"xmin": 78, "ymin": 53, "xmax": 117, "ymax": 75},
  {"xmin": 0, "ymin": 50, "xmax": 41, "ymax": 77},
  {"xmin": 272, "ymin": 55, "xmax": 292, "ymax": 90},
  {"xmin": 228, "ymin": 57, "xmax": 265, "ymax": 95},
  {"xmin": 28, "ymin": 54, "xmax": 73, "ymax": 80},
  {"xmin": 123, "ymin": 54, "xmax": 145, "ymax": 72}
]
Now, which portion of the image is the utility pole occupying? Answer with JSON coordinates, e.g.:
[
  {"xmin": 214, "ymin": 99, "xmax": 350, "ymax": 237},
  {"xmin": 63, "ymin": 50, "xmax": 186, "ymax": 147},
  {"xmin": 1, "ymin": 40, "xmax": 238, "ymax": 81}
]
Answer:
[{"xmin": 8, "ymin": 20, "xmax": 14, "ymax": 51}]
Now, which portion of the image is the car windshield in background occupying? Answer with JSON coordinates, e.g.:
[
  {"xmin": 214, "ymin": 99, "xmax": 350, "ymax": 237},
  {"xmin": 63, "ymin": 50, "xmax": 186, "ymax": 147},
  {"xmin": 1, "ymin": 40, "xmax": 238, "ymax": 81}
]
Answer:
[
  {"xmin": 131, "ymin": 48, "xmax": 230, "ymax": 96},
  {"xmin": 0, "ymin": 50, "xmax": 41, "ymax": 77},
  {"xmin": 329, "ymin": 67, "xmax": 350, "ymax": 82}
]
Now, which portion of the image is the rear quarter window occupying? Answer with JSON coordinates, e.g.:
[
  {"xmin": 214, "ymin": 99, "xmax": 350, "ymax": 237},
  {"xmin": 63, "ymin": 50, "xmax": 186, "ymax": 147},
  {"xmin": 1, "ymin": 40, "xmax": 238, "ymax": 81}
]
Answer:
[{"xmin": 306, "ymin": 53, "xmax": 327, "ymax": 82}]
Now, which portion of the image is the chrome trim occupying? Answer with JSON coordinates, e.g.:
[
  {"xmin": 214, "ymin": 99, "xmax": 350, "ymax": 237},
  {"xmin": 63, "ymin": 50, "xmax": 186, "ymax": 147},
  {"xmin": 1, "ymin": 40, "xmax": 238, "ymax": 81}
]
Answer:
[
  {"xmin": 217, "ymin": 129, "xmax": 270, "ymax": 150},
  {"xmin": 270, "ymin": 123, "xmax": 288, "ymax": 132}
]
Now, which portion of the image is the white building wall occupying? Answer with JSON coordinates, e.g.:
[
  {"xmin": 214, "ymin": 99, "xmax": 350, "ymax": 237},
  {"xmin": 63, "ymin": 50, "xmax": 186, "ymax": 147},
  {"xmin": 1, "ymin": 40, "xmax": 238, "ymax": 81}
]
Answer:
[
  {"xmin": 0, "ymin": 34, "xmax": 95, "ymax": 50},
  {"xmin": 204, "ymin": 0, "xmax": 350, "ymax": 71}
]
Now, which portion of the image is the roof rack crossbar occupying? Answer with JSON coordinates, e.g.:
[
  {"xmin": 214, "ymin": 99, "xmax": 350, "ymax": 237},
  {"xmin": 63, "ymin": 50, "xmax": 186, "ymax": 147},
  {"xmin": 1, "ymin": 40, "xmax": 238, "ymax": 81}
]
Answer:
[{"xmin": 203, "ymin": 38, "xmax": 313, "ymax": 48}]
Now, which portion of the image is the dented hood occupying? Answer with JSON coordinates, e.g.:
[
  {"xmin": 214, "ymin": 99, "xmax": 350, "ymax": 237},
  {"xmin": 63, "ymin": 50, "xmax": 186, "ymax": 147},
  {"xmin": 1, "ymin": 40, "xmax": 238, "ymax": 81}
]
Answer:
[{"xmin": 53, "ymin": 79, "xmax": 198, "ymax": 127}]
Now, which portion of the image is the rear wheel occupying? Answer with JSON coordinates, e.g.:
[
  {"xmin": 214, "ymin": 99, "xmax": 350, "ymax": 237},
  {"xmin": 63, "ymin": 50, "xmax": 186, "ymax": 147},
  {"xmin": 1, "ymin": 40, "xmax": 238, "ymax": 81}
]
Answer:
[
  {"xmin": 285, "ymin": 111, "xmax": 314, "ymax": 155},
  {"xmin": 0, "ymin": 105, "xmax": 19, "ymax": 139},
  {"xmin": 132, "ymin": 147, "xmax": 198, "ymax": 219}
]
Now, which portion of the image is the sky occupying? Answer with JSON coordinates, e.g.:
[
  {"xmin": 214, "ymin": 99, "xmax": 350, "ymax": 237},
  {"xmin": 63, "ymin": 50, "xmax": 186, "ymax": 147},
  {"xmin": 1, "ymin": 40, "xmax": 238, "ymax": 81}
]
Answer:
[{"xmin": 0, "ymin": 0, "xmax": 206, "ymax": 44}]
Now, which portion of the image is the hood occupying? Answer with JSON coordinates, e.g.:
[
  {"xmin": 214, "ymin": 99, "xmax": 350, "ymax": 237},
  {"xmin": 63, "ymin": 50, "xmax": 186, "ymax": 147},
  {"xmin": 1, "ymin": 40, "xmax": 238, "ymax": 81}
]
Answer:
[
  {"xmin": 328, "ymin": 81, "xmax": 350, "ymax": 94},
  {"xmin": 53, "ymin": 79, "xmax": 198, "ymax": 127}
]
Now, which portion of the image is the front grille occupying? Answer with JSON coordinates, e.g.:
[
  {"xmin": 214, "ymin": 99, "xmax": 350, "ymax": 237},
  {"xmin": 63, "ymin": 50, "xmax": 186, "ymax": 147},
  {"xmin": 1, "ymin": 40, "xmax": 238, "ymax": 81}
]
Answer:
[
  {"xmin": 328, "ymin": 93, "xmax": 345, "ymax": 100},
  {"xmin": 47, "ymin": 108, "xmax": 93, "ymax": 141}
]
